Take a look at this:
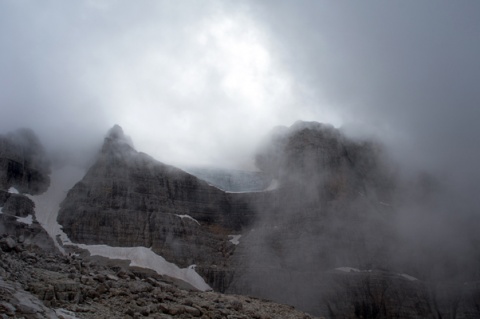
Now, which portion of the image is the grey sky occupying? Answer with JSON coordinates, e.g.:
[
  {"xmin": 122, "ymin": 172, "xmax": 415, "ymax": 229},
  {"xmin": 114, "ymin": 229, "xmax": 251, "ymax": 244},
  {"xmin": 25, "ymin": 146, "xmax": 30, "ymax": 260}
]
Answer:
[{"xmin": 1, "ymin": 1, "xmax": 479, "ymax": 181}]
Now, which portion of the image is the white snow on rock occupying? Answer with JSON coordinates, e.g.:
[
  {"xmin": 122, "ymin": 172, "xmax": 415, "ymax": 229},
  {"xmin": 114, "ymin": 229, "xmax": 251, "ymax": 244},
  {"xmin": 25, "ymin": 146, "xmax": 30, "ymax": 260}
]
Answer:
[
  {"xmin": 76, "ymin": 244, "xmax": 211, "ymax": 291},
  {"xmin": 16, "ymin": 215, "xmax": 33, "ymax": 225},
  {"xmin": 175, "ymin": 214, "xmax": 200, "ymax": 225},
  {"xmin": 228, "ymin": 235, "xmax": 241, "ymax": 245},
  {"xmin": 25, "ymin": 165, "xmax": 212, "ymax": 291},
  {"xmin": 27, "ymin": 165, "xmax": 86, "ymax": 253},
  {"xmin": 0, "ymin": 205, "xmax": 33, "ymax": 225},
  {"xmin": 335, "ymin": 267, "xmax": 361, "ymax": 273},
  {"xmin": 55, "ymin": 308, "xmax": 79, "ymax": 319},
  {"xmin": 265, "ymin": 179, "xmax": 279, "ymax": 191},
  {"xmin": 8, "ymin": 187, "xmax": 20, "ymax": 194},
  {"xmin": 400, "ymin": 273, "xmax": 418, "ymax": 281}
]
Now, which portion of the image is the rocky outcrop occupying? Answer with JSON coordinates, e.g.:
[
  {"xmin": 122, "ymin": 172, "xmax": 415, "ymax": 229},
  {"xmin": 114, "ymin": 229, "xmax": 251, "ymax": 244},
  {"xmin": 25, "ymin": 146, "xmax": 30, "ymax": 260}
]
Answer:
[
  {"xmin": 232, "ymin": 121, "xmax": 397, "ymax": 285},
  {"xmin": 55, "ymin": 122, "xmax": 480, "ymax": 318},
  {"xmin": 318, "ymin": 270, "xmax": 480, "ymax": 319},
  {"xmin": 57, "ymin": 125, "xmax": 260, "ymax": 290},
  {"xmin": 0, "ymin": 190, "xmax": 35, "ymax": 217},
  {"xmin": 184, "ymin": 167, "xmax": 271, "ymax": 192},
  {"xmin": 0, "ymin": 234, "xmax": 322, "ymax": 318},
  {"xmin": 0, "ymin": 128, "xmax": 51, "ymax": 195},
  {"xmin": 0, "ymin": 128, "xmax": 56, "ymax": 254}
]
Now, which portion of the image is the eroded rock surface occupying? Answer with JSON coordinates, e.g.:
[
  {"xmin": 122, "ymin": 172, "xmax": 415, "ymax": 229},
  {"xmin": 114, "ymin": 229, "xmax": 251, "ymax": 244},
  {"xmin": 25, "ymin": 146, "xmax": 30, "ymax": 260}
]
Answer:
[
  {"xmin": 57, "ymin": 125, "xmax": 260, "ymax": 290},
  {"xmin": 0, "ymin": 233, "xmax": 322, "ymax": 319},
  {"xmin": 0, "ymin": 128, "xmax": 50, "ymax": 195}
]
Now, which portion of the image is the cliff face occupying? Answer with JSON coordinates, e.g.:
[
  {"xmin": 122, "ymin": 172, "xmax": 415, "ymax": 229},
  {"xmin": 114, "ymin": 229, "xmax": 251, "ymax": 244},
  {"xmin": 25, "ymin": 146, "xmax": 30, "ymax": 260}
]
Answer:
[
  {"xmin": 57, "ymin": 125, "xmax": 259, "ymax": 288},
  {"xmin": 0, "ymin": 129, "xmax": 51, "ymax": 195},
  {"xmin": 237, "ymin": 121, "xmax": 397, "ymax": 275},
  {"xmin": 0, "ymin": 128, "xmax": 57, "ymax": 253},
  {"xmin": 55, "ymin": 122, "xmax": 480, "ymax": 318},
  {"xmin": 226, "ymin": 121, "xmax": 480, "ymax": 318}
]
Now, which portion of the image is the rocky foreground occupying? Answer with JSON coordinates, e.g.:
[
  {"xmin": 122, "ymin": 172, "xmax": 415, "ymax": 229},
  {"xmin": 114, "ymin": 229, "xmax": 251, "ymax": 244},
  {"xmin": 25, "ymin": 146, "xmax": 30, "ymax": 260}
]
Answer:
[{"xmin": 0, "ymin": 234, "xmax": 321, "ymax": 319}]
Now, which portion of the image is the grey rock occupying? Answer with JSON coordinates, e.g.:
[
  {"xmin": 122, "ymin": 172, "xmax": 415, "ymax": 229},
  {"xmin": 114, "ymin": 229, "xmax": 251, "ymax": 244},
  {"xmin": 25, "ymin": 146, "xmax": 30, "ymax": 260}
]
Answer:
[
  {"xmin": 57, "ymin": 125, "xmax": 259, "ymax": 288},
  {"xmin": 0, "ymin": 128, "xmax": 50, "ymax": 195},
  {"xmin": 0, "ymin": 237, "xmax": 16, "ymax": 252},
  {"xmin": 0, "ymin": 192, "xmax": 35, "ymax": 217}
]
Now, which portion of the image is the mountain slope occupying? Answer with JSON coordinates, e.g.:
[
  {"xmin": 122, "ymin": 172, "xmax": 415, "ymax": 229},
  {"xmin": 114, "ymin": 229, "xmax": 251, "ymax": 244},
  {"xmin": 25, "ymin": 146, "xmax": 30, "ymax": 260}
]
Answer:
[{"xmin": 57, "ymin": 125, "xmax": 259, "ymax": 290}]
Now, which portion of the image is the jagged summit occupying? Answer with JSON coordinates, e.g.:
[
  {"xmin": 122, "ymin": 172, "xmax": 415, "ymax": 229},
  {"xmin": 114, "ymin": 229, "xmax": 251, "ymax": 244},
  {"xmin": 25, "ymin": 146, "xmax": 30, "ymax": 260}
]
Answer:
[
  {"xmin": 290, "ymin": 120, "xmax": 335, "ymax": 132},
  {"xmin": 106, "ymin": 124, "xmax": 125, "ymax": 140},
  {"xmin": 101, "ymin": 124, "xmax": 135, "ymax": 154}
]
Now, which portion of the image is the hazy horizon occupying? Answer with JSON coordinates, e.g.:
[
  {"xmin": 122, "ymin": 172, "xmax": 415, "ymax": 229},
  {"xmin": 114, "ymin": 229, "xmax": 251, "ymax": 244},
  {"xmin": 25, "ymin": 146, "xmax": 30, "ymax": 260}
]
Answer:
[{"xmin": 1, "ymin": 1, "xmax": 479, "ymax": 179}]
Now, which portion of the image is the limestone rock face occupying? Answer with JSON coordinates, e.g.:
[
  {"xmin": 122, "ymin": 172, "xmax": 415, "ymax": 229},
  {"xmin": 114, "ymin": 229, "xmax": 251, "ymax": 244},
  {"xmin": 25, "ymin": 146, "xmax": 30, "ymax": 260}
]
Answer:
[
  {"xmin": 0, "ymin": 128, "xmax": 51, "ymax": 195},
  {"xmin": 57, "ymin": 125, "xmax": 258, "ymax": 286},
  {"xmin": 0, "ymin": 234, "xmax": 322, "ymax": 319},
  {"xmin": 184, "ymin": 167, "xmax": 271, "ymax": 192},
  {"xmin": 0, "ymin": 191, "xmax": 35, "ymax": 217},
  {"xmin": 54, "ymin": 122, "xmax": 480, "ymax": 318},
  {"xmin": 318, "ymin": 270, "xmax": 480, "ymax": 319},
  {"xmin": 0, "ymin": 128, "xmax": 56, "ymax": 254},
  {"xmin": 238, "ymin": 121, "xmax": 397, "ymax": 275},
  {"xmin": 226, "ymin": 121, "xmax": 410, "ymax": 315}
]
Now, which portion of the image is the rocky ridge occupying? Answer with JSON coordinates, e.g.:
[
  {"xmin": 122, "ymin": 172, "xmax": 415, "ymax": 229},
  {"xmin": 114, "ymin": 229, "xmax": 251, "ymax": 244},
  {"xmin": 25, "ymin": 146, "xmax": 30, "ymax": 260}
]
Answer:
[
  {"xmin": 57, "ymin": 125, "xmax": 262, "ymax": 291},
  {"xmin": 0, "ymin": 232, "xmax": 321, "ymax": 319},
  {"xmin": 3, "ymin": 122, "xmax": 478, "ymax": 318}
]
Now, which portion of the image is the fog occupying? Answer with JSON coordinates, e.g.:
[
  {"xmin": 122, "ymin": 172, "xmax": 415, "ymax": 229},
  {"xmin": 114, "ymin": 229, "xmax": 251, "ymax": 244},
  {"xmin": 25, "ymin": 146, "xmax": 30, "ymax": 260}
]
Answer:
[
  {"xmin": 2, "ymin": 2, "xmax": 480, "ymax": 315},
  {"xmin": 1, "ymin": 1, "xmax": 479, "ymax": 177}
]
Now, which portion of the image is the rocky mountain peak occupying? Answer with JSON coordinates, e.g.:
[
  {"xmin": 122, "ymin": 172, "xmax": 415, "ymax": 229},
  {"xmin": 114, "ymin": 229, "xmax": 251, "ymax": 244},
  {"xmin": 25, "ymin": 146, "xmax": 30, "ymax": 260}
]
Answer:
[
  {"xmin": 106, "ymin": 124, "xmax": 126, "ymax": 141},
  {"xmin": 101, "ymin": 124, "xmax": 135, "ymax": 156}
]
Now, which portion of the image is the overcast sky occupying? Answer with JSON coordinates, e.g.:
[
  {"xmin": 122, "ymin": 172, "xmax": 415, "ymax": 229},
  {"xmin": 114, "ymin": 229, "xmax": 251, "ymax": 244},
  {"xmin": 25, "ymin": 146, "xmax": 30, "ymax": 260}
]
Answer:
[{"xmin": 1, "ymin": 1, "xmax": 479, "ymax": 179}]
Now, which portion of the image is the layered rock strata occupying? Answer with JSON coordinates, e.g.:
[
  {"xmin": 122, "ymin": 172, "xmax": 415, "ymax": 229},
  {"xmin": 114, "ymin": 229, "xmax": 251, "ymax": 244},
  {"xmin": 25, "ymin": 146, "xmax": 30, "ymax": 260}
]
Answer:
[{"xmin": 57, "ymin": 125, "xmax": 261, "ymax": 290}]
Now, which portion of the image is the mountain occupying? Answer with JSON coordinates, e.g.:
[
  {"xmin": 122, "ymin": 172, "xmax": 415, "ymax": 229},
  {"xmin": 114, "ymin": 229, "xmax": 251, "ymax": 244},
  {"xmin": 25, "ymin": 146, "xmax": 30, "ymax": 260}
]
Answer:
[
  {"xmin": 0, "ymin": 129, "xmax": 56, "ymax": 252},
  {"xmin": 183, "ymin": 167, "xmax": 272, "ymax": 192},
  {"xmin": 2, "ymin": 123, "xmax": 479, "ymax": 318},
  {"xmin": 57, "ymin": 125, "xmax": 262, "ymax": 290},
  {"xmin": 226, "ymin": 121, "xmax": 480, "ymax": 317},
  {"xmin": 0, "ymin": 126, "xmax": 319, "ymax": 318}
]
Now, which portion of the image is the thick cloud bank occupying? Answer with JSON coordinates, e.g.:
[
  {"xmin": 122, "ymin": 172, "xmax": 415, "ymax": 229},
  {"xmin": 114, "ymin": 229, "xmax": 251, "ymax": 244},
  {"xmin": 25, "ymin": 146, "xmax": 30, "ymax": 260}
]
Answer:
[{"xmin": 1, "ymin": 0, "xmax": 479, "ymax": 180}]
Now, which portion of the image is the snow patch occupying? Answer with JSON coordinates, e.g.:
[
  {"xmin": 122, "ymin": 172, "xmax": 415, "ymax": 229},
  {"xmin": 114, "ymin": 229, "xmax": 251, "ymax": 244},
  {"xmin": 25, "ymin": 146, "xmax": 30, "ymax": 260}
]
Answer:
[
  {"xmin": 0, "ymin": 206, "xmax": 33, "ymax": 225},
  {"xmin": 27, "ymin": 165, "xmax": 86, "ymax": 253},
  {"xmin": 228, "ymin": 235, "xmax": 241, "ymax": 245},
  {"xmin": 400, "ymin": 273, "xmax": 418, "ymax": 281},
  {"xmin": 175, "ymin": 214, "xmax": 200, "ymax": 225},
  {"xmin": 8, "ymin": 187, "xmax": 19, "ymax": 194},
  {"xmin": 265, "ymin": 179, "xmax": 279, "ymax": 191},
  {"xmin": 55, "ymin": 308, "xmax": 79, "ymax": 319},
  {"xmin": 335, "ymin": 267, "xmax": 361, "ymax": 273},
  {"xmin": 76, "ymin": 244, "xmax": 211, "ymax": 291},
  {"xmin": 16, "ymin": 214, "xmax": 33, "ymax": 225},
  {"xmin": 24, "ymin": 165, "xmax": 211, "ymax": 291}
]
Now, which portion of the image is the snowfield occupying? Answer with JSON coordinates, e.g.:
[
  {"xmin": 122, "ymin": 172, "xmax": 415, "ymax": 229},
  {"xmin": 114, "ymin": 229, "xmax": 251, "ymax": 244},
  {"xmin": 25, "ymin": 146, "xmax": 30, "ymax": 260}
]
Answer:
[
  {"xmin": 76, "ymin": 244, "xmax": 210, "ymax": 291},
  {"xmin": 26, "ymin": 165, "xmax": 211, "ymax": 291}
]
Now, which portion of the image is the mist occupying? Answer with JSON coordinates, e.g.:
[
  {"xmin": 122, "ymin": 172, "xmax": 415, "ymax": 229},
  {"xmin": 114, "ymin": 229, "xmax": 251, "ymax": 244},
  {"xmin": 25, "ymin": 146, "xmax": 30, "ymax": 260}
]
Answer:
[
  {"xmin": 2, "ymin": 2, "xmax": 480, "ymax": 316},
  {"xmin": 2, "ymin": 1, "xmax": 479, "ymax": 176}
]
